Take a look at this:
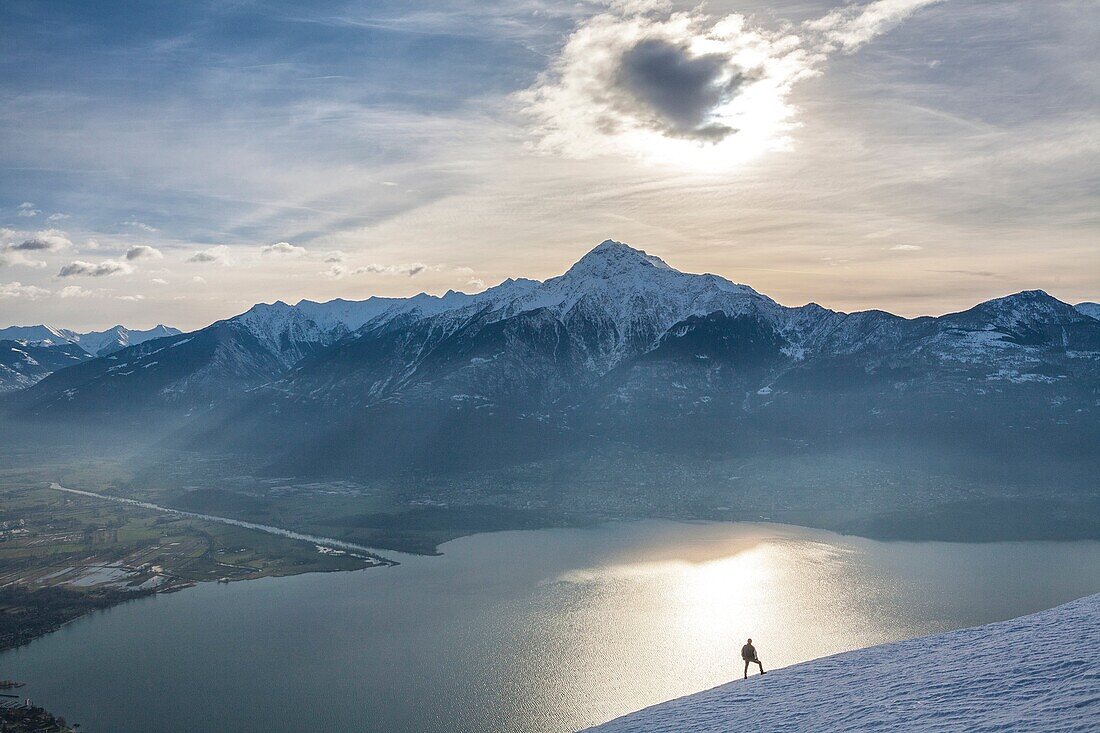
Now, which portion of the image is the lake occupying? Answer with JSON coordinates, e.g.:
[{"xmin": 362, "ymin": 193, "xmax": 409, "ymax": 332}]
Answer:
[{"xmin": 3, "ymin": 521, "xmax": 1099, "ymax": 732}]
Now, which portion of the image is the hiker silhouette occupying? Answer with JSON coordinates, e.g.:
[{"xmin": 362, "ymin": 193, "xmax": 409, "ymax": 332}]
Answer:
[{"xmin": 741, "ymin": 638, "xmax": 766, "ymax": 679}]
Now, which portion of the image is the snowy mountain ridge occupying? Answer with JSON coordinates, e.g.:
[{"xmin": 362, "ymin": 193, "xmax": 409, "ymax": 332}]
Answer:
[
  {"xmin": 227, "ymin": 241, "xmax": 780, "ymax": 375},
  {"xmin": 232, "ymin": 241, "xmax": 1095, "ymax": 377},
  {"xmin": 0, "ymin": 323, "xmax": 181, "ymax": 391},
  {"xmin": 0, "ymin": 323, "xmax": 181, "ymax": 356},
  {"xmin": 583, "ymin": 593, "xmax": 1100, "ymax": 733}
]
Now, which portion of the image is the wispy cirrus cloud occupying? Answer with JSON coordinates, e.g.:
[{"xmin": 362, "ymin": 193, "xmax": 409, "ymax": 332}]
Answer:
[
  {"xmin": 123, "ymin": 219, "xmax": 158, "ymax": 232},
  {"xmin": 808, "ymin": 0, "xmax": 947, "ymax": 53}
]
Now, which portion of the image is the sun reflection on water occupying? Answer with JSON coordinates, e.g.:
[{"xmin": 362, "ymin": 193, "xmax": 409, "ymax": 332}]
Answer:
[{"xmin": 523, "ymin": 525, "xmax": 900, "ymax": 731}]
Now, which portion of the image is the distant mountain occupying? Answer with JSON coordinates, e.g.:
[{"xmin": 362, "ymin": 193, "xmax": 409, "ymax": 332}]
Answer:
[
  {"xmin": 0, "ymin": 323, "xmax": 181, "ymax": 391},
  {"xmin": 7, "ymin": 241, "xmax": 1099, "ymax": 529},
  {"xmin": 1077, "ymin": 302, "xmax": 1100, "ymax": 321},
  {"xmin": 0, "ymin": 323, "xmax": 181, "ymax": 357},
  {"xmin": 0, "ymin": 340, "xmax": 92, "ymax": 393},
  {"xmin": 0, "ymin": 325, "xmax": 78, "ymax": 347},
  {"xmin": 73, "ymin": 324, "xmax": 182, "ymax": 356}
]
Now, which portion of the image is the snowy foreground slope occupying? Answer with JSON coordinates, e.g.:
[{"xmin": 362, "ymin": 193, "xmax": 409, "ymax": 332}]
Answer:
[{"xmin": 583, "ymin": 593, "xmax": 1100, "ymax": 733}]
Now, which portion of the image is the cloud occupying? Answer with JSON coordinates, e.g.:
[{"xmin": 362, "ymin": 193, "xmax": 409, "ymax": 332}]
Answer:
[
  {"xmin": 930, "ymin": 269, "xmax": 1000, "ymax": 278},
  {"xmin": 453, "ymin": 266, "xmax": 484, "ymax": 290},
  {"xmin": 520, "ymin": 0, "xmax": 941, "ymax": 168},
  {"xmin": 261, "ymin": 241, "xmax": 306, "ymax": 257},
  {"xmin": 57, "ymin": 259, "xmax": 134, "ymax": 277},
  {"xmin": 192, "ymin": 275, "xmax": 206, "ymax": 284},
  {"xmin": 187, "ymin": 245, "xmax": 231, "ymax": 264},
  {"xmin": 890, "ymin": 244, "xmax": 923, "ymax": 251},
  {"xmin": 0, "ymin": 281, "xmax": 50, "ymax": 299},
  {"xmin": 16, "ymin": 202, "xmax": 40, "ymax": 218},
  {"xmin": 59, "ymin": 285, "xmax": 95, "ymax": 298},
  {"xmin": 4, "ymin": 252, "xmax": 47, "ymax": 268},
  {"xmin": 9, "ymin": 229, "xmax": 71, "ymax": 251},
  {"xmin": 116, "ymin": 294, "xmax": 145, "ymax": 301},
  {"xmin": 615, "ymin": 37, "xmax": 752, "ymax": 142},
  {"xmin": 0, "ymin": 230, "xmax": 50, "ymax": 268},
  {"xmin": 354, "ymin": 262, "xmax": 430, "ymax": 277},
  {"xmin": 126, "ymin": 244, "xmax": 163, "ymax": 260},
  {"xmin": 151, "ymin": 277, "xmax": 169, "ymax": 285},
  {"xmin": 808, "ymin": 0, "xmax": 945, "ymax": 53},
  {"xmin": 123, "ymin": 219, "xmax": 158, "ymax": 232},
  {"xmin": 325, "ymin": 261, "xmax": 434, "ymax": 278},
  {"xmin": 47, "ymin": 213, "xmax": 70, "ymax": 221},
  {"xmin": 324, "ymin": 250, "xmax": 346, "ymax": 263}
]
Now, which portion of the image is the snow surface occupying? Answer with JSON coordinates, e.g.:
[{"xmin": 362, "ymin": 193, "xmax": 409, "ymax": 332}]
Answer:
[{"xmin": 583, "ymin": 593, "xmax": 1100, "ymax": 733}]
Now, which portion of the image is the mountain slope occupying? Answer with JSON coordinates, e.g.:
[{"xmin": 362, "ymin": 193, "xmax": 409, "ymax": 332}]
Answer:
[
  {"xmin": 1077, "ymin": 301, "xmax": 1100, "ymax": 321},
  {"xmin": 583, "ymin": 593, "xmax": 1100, "ymax": 733},
  {"xmin": 0, "ymin": 340, "xmax": 92, "ymax": 393}
]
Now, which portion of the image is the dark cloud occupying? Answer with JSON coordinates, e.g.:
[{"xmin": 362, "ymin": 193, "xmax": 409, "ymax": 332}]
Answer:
[
  {"xmin": 11, "ymin": 230, "xmax": 71, "ymax": 251},
  {"xmin": 615, "ymin": 38, "xmax": 749, "ymax": 142},
  {"xmin": 57, "ymin": 259, "xmax": 132, "ymax": 277}
]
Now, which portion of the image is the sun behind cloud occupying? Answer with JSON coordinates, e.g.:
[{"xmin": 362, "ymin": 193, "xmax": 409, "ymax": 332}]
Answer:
[{"xmin": 519, "ymin": 0, "xmax": 942, "ymax": 171}]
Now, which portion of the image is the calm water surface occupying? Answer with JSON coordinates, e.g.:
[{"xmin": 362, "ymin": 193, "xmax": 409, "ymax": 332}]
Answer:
[{"xmin": 3, "ymin": 521, "xmax": 1099, "ymax": 732}]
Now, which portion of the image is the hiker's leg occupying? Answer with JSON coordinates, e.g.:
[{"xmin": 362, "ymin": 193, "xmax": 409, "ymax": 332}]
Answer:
[
  {"xmin": 744, "ymin": 660, "xmax": 749, "ymax": 678},
  {"xmin": 756, "ymin": 660, "xmax": 765, "ymax": 674}
]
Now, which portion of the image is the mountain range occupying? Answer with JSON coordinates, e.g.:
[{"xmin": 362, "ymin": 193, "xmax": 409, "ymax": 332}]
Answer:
[
  {"xmin": 3, "ymin": 240, "xmax": 1098, "ymax": 542},
  {"xmin": 0, "ymin": 324, "xmax": 180, "ymax": 392}
]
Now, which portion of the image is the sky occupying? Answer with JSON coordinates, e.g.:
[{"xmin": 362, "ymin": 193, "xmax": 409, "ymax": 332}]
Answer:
[{"xmin": 0, "ymin": 0, "xmax": 1097, "ymax": 331}]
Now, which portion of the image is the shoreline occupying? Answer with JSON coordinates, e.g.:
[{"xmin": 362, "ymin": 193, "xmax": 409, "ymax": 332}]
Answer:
[{"xmin": 48, "ymin": 483, "xmax": 401, "ymax": 564}]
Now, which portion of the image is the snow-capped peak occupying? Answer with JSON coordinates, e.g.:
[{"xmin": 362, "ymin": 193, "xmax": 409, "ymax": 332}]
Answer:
[
  {"xmin": 225, "ymin": 239, "xmax": 772, "ymax": 369},
  {"xmin": 946, "ymin": 289, "xmax": 1087, "ymax": 330},
  {"xmin": 0, "ymin": 324, "xmax": 75, "ymax": 346},
  {"xmin": 0, "ymin": 323, "xmax": 180, "ymax": 355},
  {"xmin": 563, "ymin": 239, "xmax": 675, "ymax": 278}
]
